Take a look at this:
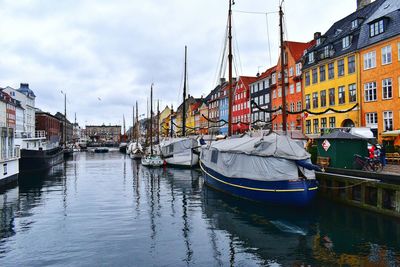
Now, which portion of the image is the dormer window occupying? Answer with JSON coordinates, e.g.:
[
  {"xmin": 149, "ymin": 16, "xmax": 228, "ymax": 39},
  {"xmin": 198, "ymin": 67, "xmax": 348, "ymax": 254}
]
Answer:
[
  {"xmin": 316, "ymin": 38, "xmax": 321, "ymax": 46},
  {"xmin": 335, "ymin": 29, "xmax": 343, "ymax": 36},
  {"xmin": 370, "ymin": 19, "xmax": 385, "ymax": 37},
  {"xmin": 342, "ymin": 35, "xmax": 352, "ymax": 49},
  {"xmin": 308, "ymin": 52, "xmax": 314, "ymax": 63},
  {"xmin": 323, "ymin": 46, "xmax": 330, "ymax": 58},
  {"xmin": 351, "ymin": 19, "xmax": 358, "ymax": 29}
]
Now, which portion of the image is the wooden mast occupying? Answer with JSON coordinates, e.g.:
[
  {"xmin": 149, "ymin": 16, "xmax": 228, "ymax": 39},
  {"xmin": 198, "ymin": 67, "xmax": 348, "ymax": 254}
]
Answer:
[
  {"xmin": 157, "ymin": 99, "xmax": 160, "ymax": 143},
  {"xmin": 228, "ymin": 0, "xmax": 234, "ymax": 137},
  {"xmin": 132, "ymin": 105, "xmax": 135, "ymax": 141},
  {"xmin": 182, "ymin": 46, "xmax": 187, "ymax": 137},
  {"xmin": 136, "ymin": 101, "xmax": 139, "ymax": 143},
  {"xmin": 279, "ymin": 1, "xmax": 287, "ymax": 134},
  {"xmin": 150, "ymin": 84, "xmax": 153, "ymax": 155}
]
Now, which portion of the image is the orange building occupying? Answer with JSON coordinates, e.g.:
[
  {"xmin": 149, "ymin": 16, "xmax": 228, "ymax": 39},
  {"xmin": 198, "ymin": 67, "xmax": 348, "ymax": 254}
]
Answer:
[
  {"xmin": 359, "ymin": 1, "xmax": 400, "ymax": 145},
  {"xmin": 272, "ymin": 41, "xmax": 314, "ymax": 132}
]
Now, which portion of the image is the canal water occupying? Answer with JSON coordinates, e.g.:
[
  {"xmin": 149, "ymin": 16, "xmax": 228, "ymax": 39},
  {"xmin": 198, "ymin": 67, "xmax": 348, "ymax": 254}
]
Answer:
[{"xmin": 0, "ymin": 151, "xmax": 399, "ymax": 266}]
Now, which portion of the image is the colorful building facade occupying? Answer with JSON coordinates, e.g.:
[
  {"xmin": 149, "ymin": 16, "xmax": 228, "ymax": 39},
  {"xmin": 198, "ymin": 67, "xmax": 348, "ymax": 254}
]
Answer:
[
  {"xmin": 232, "ymin": 76, "xmax": 256, "ymax": 134},
  {"xmin": 358, "ymin": 0, "xmax": 400, "ymax": 145},
  {"xmin": 302, "ymin": 1, "xmax": 382, "ymax": 137},
  {"xmin": 273, "ymin": 41, "xmax": 313, "ymax": 133}
]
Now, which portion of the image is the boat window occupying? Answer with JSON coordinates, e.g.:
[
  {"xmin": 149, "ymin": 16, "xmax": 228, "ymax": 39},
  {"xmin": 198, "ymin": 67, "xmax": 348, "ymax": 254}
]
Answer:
[
  {"xmin": 211, "ymin": 150, "xmax": 218, "ymax": 164},
  {"xmin": 168, "ymin": 145, "xmax": 174, "ymax": 154}
]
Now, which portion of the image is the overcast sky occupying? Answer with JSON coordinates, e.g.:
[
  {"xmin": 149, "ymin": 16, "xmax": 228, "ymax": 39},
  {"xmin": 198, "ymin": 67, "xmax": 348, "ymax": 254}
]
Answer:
[{"xmin": 0, "ymin": 0, "xmax": 357, "ymax": 128}]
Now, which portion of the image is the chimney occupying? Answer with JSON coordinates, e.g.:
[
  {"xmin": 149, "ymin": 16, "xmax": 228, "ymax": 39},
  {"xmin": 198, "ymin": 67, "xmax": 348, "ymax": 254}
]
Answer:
[
  {"xmin": 20, "ymin": 83, "xmax": 29, "ymax": 88},
  {"xmin": 314, "ymin": 32, "xmax": 321, "ymax": 40},
  {"xmin": 357, "ymin": 0, "xmax": 371, "ymax": 10}
]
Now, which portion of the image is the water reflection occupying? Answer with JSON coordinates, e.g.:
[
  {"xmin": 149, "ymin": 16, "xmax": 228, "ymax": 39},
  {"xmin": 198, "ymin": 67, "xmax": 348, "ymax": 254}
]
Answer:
[{"xmin": 0, "ymin": 153, "xmax": 398, "ymax": 266}]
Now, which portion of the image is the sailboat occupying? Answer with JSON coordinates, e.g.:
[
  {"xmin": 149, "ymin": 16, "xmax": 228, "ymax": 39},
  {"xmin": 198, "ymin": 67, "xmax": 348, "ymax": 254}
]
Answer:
[
  {"xmin": 160, "ymin": 46, "xmax": 200, "ymax": 168},
  {"xmin": 141, "ymin": 84, "xmax": 164, "ymax": 167},
  {"xmin": 199, "ymin": 1, "xmax": 318, "ymax": 206},
  {"xmin": 129, "ymin": 101, "xmax": 144, "ymax": 159}
]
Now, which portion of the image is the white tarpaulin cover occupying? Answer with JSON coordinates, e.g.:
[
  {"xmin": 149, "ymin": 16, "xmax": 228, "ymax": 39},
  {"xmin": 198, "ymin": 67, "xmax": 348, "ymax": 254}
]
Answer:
[
  {"xmin": 201, "ymin": 133, "xmax": 315, "ymax": 182},
  {"xmin": 161, "ymin": 137, "xmax": 198, "ymax": 156}
]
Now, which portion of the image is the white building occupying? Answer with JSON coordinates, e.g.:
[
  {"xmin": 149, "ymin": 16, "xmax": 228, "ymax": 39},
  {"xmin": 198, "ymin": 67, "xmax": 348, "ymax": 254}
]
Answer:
[
  {"xmin": 0, "ymin": 98, "xmax": 6, "ymax": 128},
  {"xmin": 3, "ymin": 83, "xmax": 36, "ymax": 138}
]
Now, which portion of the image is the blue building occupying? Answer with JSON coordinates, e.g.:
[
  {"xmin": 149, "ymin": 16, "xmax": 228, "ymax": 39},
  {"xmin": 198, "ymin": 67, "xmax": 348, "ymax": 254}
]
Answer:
[{"xmin": 219, "ymin": 82, "xmax": 229, "ymax": 135}]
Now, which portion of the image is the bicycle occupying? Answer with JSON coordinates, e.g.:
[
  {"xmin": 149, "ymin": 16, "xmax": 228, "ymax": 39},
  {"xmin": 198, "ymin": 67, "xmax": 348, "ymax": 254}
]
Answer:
[{"xmin": 353, "ymin": 154, "xmax": 383, "ymax": 172}]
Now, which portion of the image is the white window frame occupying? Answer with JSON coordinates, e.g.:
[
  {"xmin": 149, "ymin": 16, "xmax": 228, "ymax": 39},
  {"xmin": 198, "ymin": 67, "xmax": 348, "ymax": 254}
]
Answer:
[
  {"xmin": 381, "ymin": 45, "xmax": 392, "ymax": 65},
  {"xmin": 289, "ymin": 84, "xmax": 294, "ymax": 94},
  {"xmin": 383, "ymin": 111, "xmax": 393, "ymax": 131},
  {"xmin": 365, "ymin": 112, "xmax": 378, "ymax": 129},
  {"xmin": 308, "ymin": 52, "xmax": 314, "ymax": 63},
  {"xmin": 289, "ymin": 67, "xmax": 293, "ymax": 77},
  {"xmin": 363, "ymin": 51, "xmax": 376, "ymax": 70},
  {"xmin": 382, "ymin": 78, "xmax": 393, "ymax": 100},
  {"xmin": 342, "ymin": 36, "xmax": 351, "ymax": 49},
  {"xmin": 278, "ymin": 88, "xmax": 282, "ymax": 97},
  {"xmin": 295, "ymin": 63, "xmax": 302, "ymax": 76},
  {"xmin": 364, "ymin": 82, "xmax": 377, "ymax": 102},
  {"xmin": 296, "ymin": 82, "xmax": 301, "ymax": 93}
]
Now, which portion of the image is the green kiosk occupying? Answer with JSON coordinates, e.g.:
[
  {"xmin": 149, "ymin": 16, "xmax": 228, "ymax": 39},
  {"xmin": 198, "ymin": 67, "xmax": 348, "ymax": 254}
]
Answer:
[{"xmin": 316, "ymin": 131, "xmax": 369, "ymax": 169}]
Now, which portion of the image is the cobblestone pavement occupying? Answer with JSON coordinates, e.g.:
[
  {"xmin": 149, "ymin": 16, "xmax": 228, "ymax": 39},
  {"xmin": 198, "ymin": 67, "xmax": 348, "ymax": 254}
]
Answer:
[{"xmin": 382, "ymin": 164, "xmax": 400, "ymax": 175}]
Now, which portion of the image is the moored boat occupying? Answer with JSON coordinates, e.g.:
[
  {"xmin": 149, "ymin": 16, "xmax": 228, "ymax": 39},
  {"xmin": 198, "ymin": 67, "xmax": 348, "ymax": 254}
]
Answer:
[
  {"xmin": 200, "ymin": 133, "xmax": 318, "ymax": 206},
  {"xmin": 17, "ymin": 131, "xmax": 63, "ymax": 173},
  {"xmin": 94, "ymin": 147, "xmax": 109, "ymax": 153},
  {"xmin": 160, "ymin": 137, "xmax": 199, "ymax": 168},
  {"xmin": 0, "ymin": 127, "xmax": 20, "ymax": 187}
]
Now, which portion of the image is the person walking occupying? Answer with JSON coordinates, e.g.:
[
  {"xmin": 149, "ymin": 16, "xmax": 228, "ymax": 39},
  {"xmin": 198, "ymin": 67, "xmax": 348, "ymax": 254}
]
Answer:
[{"xmin": 380, "ymin": 145, "xmax": 387, "ymax": 167}]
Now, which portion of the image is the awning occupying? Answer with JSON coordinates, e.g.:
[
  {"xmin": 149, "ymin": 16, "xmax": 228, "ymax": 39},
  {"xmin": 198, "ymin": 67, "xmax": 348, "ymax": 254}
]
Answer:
[{"xmin": 381, "ymin": 130, "xmax": 400, "ymax": 137}]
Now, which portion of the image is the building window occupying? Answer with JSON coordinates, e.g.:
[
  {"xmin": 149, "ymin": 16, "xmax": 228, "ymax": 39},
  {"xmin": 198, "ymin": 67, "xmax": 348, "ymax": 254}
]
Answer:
[
  {"xmin": 305, "ymin": 94, "xmax": 311, "ymax": 109},
  {"xmin": 295, "ymin": 63, "xmax": 302, "ymax": 76},
  {"xmin": 351, "ymin": 19, "xmax": 358, "ymax": 29},
  {"xmin": 312, "ymin": 92, "xmax": 319, "ymax": 108},
  {"xmin": 272, "ymin": 90, "xmax": 276, "ymax": 99},
  {"xmin": 313, "ymin": 119, "xmax": 319, "ymax": 133},
  {"xmin": 296, "ymin": 82, "xmax": 301, "ymax": 93},
  {"xmin": 319, "ymin": 65, "xmax": 326, "ymax": 82},
  {"xmin": 323, "ymin": 46, "xmax": 330, "ymax": 58},
  {"xmin": 265, "ymin": 93, "xmax": 270, "ymax": 104},
  {"xmin": 364, "ymin": 51, "xmax": 376, "ymax": 70},
  {"xmin": 328, "ymin": 63, "xmax": 334, "ymax": 79},
  {"xmin": 337, "ymin": 59, "xmax": 345, "ymax": 77},
  {"xmin": 306, "ymin": 120, "xmax": 311, "ymax": 134},
  {"xmin": 312, "ymin": 68, "xmax": 318, "ymax": 84},
  {"xmin": 338, "ymin": 86, "xmax": 345, "ymax": 104},
  {"xmin": 381, "ymin": 45, "xmax": 392, "ymax": 65},
  {"xmin": 383, "ymin": 111, "xmax": 393, "ymax": 131},
  {"xmin": 369, "ymin": 20, "xmax": 385, "ymax": 37},
  {"xmin": 309, "ymin": 52, "xmax": 314, "ymax": 63},
  {"xmin": 290, "ymin": 102, "xmax": 295, "ymax": 112},
  {"xmin": 320, "ymin": 90, "xmax": 327, "ymax": 107},
  {"xmin": 272, "ymin": 73, "xmax": 276, "ymax": 84},
  {"xmin": 342, "ymin": 36, "xmax": 351, "ymax": 49},
  {"xmin": 297, "ymin": 101, "xmax": 302, "ymax": 112},
  {"xmin": 366, "ymin": 112, "xmax": 378, "ymax": 128},
  {"xmin": 305, "ymin": 71, "xmax": 310, "ymax": 86},
  {"xmin": 289, "ymin": 67, "xmax": 293, "ymax": 77},
  {"xmin": 329, "ymin": 88, "xmax": 335, "ymax": 106},
  {"xmin": 398, "ymin": 42, "xmax": 400, "ymax": 61},
  {"xmin": 382, "ymin": 78, "xmax": 392, "ymax": 99},
  {"xmin": 349, "ymin": 84, "xmax": 356, "ymax": 102},
  {"xmin": 329, "ymin": 117, "xmax": 336, "ymax": 128},
  {"xmin": 278, "ymin": 88, "xmax": 282, "ymax": 97},
  {"xmin": 364, "ymin": 82, "xmax": 377, "ymax": 102},
  {"xmin": 259, "ymin": 95, "xmax": 264, "ymax": 105},
  {"xmin": 348, "ymin": 55, "xmax": 355, "ymax": 74},
  {"xmin": 289, "ymin": 84, "xmax": 294, "ymax": 94},
  {"xmin": 321, "ymin": 117, "xmax": 327, "ymax": 129}
]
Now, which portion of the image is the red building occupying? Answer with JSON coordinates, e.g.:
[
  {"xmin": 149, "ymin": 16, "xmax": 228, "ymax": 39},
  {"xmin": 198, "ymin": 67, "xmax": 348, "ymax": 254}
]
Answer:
[
  {"xmin": 272, "ymin": 41, "xmax": 314, "ymax": 132},
  {"xmin": 1, "ymin": 92, "xmax": 17, "ymax": 129},
  {"xmin": 35, "ymin": 112, "xmax": 62, "ymax": 142},
  {"xmin": 233, "ymin": 76, "xmax": 257, "ymax": 134}
]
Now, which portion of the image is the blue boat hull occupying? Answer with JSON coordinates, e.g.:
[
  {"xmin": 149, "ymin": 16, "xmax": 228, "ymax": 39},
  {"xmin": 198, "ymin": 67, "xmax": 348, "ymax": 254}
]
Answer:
[{"xmin": 200, "ymin": 161, "xmax": 318, "ymax": 206}]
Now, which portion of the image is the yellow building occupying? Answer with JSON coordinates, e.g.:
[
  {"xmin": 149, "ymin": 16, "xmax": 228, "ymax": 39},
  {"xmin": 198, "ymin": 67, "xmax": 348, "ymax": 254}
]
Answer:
[
  {"xmin": 302, "ymin": 1, "xmax": 382, "ymax": 136},
  {"xmin": 158, "ymin": 105, "xmax": 171, "ymax": 137}
]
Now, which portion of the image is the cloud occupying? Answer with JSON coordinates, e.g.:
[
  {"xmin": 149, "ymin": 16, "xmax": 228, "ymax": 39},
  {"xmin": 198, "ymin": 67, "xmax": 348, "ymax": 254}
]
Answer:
[{"xmin": 0, "ymin": 0, "xmax": 355, "ymax": 127}]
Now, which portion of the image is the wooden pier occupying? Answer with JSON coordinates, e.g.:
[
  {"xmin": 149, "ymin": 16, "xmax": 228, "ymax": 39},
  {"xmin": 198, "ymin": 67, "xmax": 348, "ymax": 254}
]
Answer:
[{"xmin": 317, "ymin": 168, "xmax": 400, "ymax": 218}]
